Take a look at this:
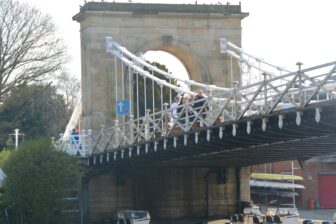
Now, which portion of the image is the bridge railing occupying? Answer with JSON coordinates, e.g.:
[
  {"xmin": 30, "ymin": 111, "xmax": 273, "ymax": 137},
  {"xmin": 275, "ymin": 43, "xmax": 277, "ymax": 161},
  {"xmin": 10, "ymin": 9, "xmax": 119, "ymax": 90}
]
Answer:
[
  {"xmin": 55, "ymin": 130, "xmax": 95, "ymax": 157},
  {"xmin": 58, "ymin": 56, "xmax": 336, "ymax": 157},
  {"xmin": 112, "ymin": 62, "xmax": 333, "ymax": 152},
  {"xmin": 234, "ymin": 61, "xmax": 336, "ymax": 119}
]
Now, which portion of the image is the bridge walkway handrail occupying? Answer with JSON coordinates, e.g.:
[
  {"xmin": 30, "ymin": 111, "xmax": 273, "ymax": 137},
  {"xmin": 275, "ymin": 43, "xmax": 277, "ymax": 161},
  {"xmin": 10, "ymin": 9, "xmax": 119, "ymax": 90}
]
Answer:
[
  {"xmin": 55, "ymin": 60, "xmax": 336, "ymax": 157},
  {"xmin": 56, "ymin": 36, "xmax": 336, "ymax": 157}
]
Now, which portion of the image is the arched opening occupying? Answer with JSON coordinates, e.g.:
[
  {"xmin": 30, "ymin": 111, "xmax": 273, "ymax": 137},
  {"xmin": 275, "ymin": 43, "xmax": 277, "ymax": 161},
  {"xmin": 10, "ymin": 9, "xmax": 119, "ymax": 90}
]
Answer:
[
  {"xmin": 135, "ymin": 38, "xmax": 206, "ymax": 85},
  {"xmin": 132, "ymin": 50, "xmax": 191, "ymax": 118},
  {"xmin": 143, "ymin": 50, "xmax": 190, "ymax": 89}
]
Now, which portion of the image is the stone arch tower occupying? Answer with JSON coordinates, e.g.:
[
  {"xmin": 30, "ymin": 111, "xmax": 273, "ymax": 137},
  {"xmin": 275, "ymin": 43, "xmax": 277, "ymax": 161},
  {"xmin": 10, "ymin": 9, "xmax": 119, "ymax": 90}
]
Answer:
[{"xmin": 73, "ymin": 2, "xmax": 248, "ymax": 130}]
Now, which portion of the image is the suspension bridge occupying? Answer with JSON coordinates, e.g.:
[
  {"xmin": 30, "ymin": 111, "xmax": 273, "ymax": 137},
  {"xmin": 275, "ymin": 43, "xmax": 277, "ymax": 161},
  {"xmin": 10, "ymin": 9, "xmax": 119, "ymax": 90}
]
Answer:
[
  {"xmin": 56, "ymin": 37, "xmax": 336, "ymax": 168},
  {"xmin": 62, "ymin": 3, "xmax": 336, "ymax": 222}
]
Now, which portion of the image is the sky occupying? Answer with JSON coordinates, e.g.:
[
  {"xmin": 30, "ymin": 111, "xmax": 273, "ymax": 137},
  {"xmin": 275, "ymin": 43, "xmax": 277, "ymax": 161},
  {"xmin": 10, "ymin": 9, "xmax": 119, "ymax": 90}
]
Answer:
[{"xmin": 19, "ymin": 0, "xmax": 336, "ymax": 79}]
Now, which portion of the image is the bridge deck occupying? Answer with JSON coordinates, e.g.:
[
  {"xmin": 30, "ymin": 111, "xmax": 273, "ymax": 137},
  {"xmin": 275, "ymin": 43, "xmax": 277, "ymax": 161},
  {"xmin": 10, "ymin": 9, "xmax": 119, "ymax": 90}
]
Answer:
[{"xmin": 89, "ymin": 100, "xmax": 336, "ymax": 168}]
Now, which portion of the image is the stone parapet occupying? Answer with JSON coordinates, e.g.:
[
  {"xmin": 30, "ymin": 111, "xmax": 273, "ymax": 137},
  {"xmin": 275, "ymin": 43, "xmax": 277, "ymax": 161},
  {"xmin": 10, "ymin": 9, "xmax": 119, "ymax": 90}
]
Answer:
[{"xmin": 76, "ymin": 2, "xmax": 245, "ymax": 15}]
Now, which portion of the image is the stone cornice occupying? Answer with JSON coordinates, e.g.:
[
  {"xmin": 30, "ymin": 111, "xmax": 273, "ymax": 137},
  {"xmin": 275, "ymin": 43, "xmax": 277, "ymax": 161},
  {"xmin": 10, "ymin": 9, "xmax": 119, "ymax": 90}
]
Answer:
[
  {"xmin": 73, "ymin": 2, "xmax": 248, "ymax": 22},
  {"xmin": 73, "ymin": 10, "xmax": 248, "ymax": 23}
]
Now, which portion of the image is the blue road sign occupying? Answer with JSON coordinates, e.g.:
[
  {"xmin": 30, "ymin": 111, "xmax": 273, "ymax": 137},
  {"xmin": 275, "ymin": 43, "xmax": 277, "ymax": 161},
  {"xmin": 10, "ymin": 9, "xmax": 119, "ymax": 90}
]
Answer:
[{"xmin": 116, "ymin": 100, "xmax": 130, "ymax": 116}]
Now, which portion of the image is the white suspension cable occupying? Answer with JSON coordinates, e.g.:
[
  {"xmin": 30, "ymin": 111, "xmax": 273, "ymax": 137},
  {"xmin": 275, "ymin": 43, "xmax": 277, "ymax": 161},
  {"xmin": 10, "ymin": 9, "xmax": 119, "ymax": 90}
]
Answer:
[
  {"xmin": 230, "ymin": 55, "xmax": 233, "ymax": 87},
  {"xmin": 160, "ymin": 85, "xmax": 164, "ymax": 134},
  {"xmin": 160, "ymin": 85, "xmax": 163, "ymax": 112},
  {"xmin": 136, "ymin": 72, "xmax": 140, "ymax": 121},
  {"xmin": 106, "ymin": 37, "xmax": 231, "ymax": 92},
  {"xmin": 152, "ymin": 71, "xmax": 155, "ymax": 114},
  {"xmin": 63, "ymin": 96, "xmax": 82, "ymax": 139},
  {"xmin": 169, "ymin": 78, "xmax": 172, "ymax": 106},
  {"xmin": 128, "ymin": 68, "xmax": 132, "ymax": 115},
  {"xmin": 114, "ymin": 55, "xmax": 118, "ymax": 121},
  {"xmin": 258, "ymin": 60, "xmax": 261, "ymax": 82},
  {"xmin": 122, "ymin": 59, "xmax": 125, "ymax": 100},
  {"xmin": 144, "ymin": 76, "xmax": 147, "ymax": 114},
  {"xmin": 227, "ymin": 41, "xmax": 291, "ymax": 73},
  {"xmin": 116, "ymin": 53, "xmax": 199, "ymax": 96},
  {"xmin": 121, "ymin": 59, "xmax": 125, "ymax": 141}
]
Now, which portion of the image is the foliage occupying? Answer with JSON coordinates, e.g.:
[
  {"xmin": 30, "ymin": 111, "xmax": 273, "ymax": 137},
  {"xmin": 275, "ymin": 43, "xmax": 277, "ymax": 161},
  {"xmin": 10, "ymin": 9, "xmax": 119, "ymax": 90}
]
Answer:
[
  {"xmin": 0, "ymin": 0, "xmax": 67, "ymax": 103},
  {"xmin": 0, "ymin": 149, "xmax": 11, "ymax": 167},
  {"xmin": 2, "ymin": 139, "xmax": 81, "ymax": 224},
  {"xmin": 0, "ymin": 150, "xmax": 11, "ymax": 220},
  {"xmin": 54, "ymin": 71, "xmax": 81, "ymax": 111},
  {"xmin": 133, "ymin": 61, "xmax": 178, "ymax": 117},
  {"xmin": 0, "ymin": 84, "xmax": 70, "ymax": 141}
]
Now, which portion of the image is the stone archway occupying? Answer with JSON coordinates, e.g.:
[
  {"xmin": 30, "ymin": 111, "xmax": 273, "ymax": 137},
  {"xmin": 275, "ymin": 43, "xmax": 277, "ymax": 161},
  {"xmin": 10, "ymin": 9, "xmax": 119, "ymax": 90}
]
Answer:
[{"xmin": 136, "ymin": 36, "xmax": 206, "ymax": 84}]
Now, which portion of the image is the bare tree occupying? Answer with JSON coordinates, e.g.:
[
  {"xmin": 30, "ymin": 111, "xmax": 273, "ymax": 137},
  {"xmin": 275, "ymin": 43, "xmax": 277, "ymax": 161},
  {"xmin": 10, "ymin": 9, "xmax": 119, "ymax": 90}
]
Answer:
[
  {"xmin": 0, "ymin": 0, "xmax": 67, "ymax": 103},
  {"xmin": 55, "ymin": 71, "xmax": 80, "ymax": 111}
]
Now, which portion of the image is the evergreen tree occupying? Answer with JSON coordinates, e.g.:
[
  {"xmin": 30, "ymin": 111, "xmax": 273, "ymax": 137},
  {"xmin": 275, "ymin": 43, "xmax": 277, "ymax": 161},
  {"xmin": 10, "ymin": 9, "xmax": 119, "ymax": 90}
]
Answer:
[
  {"xmin": 2, "ymin": 139, "xmax": 81, "ymax": 224},
  {"xmin": 0, "ymin": 84, "xmax": 70, "ymax": 142}
]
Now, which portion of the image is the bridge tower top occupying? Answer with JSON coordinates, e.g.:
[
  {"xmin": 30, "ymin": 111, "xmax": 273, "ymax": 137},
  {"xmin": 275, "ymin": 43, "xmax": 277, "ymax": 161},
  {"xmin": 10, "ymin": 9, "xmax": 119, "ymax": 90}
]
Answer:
[
  {"xmin": 74, "ymin": 2, "xmax": 247, "ymax": 16},
  {"xmin": 74, "ymin": 2, "xmax": 247, "ymax": 18}
]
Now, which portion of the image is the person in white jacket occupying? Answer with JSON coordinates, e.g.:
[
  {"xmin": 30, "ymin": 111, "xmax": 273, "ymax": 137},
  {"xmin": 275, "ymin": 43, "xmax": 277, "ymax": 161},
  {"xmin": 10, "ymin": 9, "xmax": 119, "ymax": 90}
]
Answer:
[{"xmin": 170, "ymin": 95, "xmax": 180, "ymax": 121}]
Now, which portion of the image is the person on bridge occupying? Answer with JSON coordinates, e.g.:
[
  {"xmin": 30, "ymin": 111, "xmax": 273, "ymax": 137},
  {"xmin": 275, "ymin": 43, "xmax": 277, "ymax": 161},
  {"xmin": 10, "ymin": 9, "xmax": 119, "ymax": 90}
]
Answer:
[
  {"xmin": 170, "ymin": 95, "xmax": 180, "ymax": 121},
  {"xmin": 177, "ymin": 94, "xmax": 192, "ymax": 125},
  {"xmin": 71, "ymin": 128, "xmax": 79, "ymax": 145},
  {"xmin": 187, "ymin": 96, "xmax": 195, "ymax": 123},
  {"xmin": 193, "ymin": 89, "xmax": 207, "ymax": 121},
  {"xmin": 71, "ymin": 128, "xmax": 81, "ymax": 156}
]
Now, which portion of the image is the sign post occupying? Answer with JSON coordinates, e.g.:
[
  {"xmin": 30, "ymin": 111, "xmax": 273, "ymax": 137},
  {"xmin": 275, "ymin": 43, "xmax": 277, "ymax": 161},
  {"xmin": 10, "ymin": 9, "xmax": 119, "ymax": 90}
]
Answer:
[{"xmin": 116, "ymin": 100, "xmax": 130, "ymax": 116}]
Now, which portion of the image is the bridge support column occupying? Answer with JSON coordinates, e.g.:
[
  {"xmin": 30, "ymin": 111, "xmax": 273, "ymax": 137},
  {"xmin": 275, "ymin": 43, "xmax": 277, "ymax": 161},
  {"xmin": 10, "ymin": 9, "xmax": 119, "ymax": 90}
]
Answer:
[
  {"xmin": 79, "ymin": 175, "xmax": 90, "ymax": 224},
  {"xmin": 235, "ymin": 166, "xmax": 242, "ymax": 214},
  {"xmin": 87, "ymin": 166, "xmax": 251, "ymax": 222}
]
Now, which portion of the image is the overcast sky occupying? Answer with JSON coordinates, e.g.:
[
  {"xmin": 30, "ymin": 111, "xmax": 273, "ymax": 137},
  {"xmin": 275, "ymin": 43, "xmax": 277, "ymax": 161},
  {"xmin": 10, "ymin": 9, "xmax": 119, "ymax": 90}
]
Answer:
[{"xmin": 19, "ymin": 0, "xmax": 336, "ymax": 79}]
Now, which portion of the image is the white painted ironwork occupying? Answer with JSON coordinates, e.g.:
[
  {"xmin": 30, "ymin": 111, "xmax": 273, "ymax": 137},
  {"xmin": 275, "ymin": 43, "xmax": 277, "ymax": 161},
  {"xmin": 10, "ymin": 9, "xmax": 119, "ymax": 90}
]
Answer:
[
  {"xmin": 56, "ymin": 37, "xmax": 336, "ymax": 158},
  {"xmin": 247, "ymin": 121, "xmax": 251, "ymax": 134},
  {"xmin": 315, "ymin": 108, "xmax": 321, "ymax": 123},
  {"xmin": 63, "ymin": 97, "xmax": 82, "ymax": 140}
]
